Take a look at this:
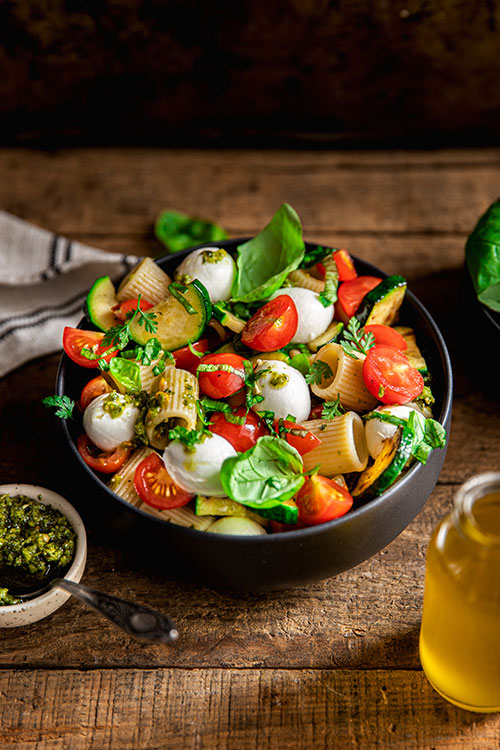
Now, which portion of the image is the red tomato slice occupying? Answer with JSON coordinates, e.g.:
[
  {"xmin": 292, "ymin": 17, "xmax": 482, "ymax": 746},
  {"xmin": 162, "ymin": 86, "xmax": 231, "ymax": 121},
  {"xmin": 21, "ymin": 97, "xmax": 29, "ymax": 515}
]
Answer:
[
  {"xmin": 295, "ymin": 475, "xmax": 354, "ymax": 526},
  {"xmin": 172, "ymin": 339, "xmax": 210, "ymax": 373},
  {"xmin": 63, "ymin": 327, "xmax": 118, "ymax": 369},
  {"xmin": 112, "ymin": 297, "xmax": 154, "ymax": 322},
  {"xmin": 364, "ymin": 324, "xmax": 407, "ymax": 351},
  {"xmin": 77, "ymin": 434, "xmax": 131, "ymax": 474},
  {"xmin": 315, "ymin": 250, "xmax": 357, "ymax": 282},
  {"xmin": 209, "ymin": 406, "xmax": 268, "ymax": 452},
  {"xmin": 332, "ymin": 249, "xmax": 357, "ymax": 281},
  {"xmin": 134, "ymin": 453, "xmax": 193, "ymax": 509},
  {"xmin": 78, "ymin": 375, "xmax": 112, "ymax": 411},
  {"xmin": 241, "ymin": 295, "xmax": 298, "ymax": 351},
  {"xmin": 197, "ymin": 353, "xmax": 247, "ymax": 399},
  {"xmin": 363, "ymin": 344, "xmax": 424, "ymax": 405},
  {"xmin": 276, "ymin": 419, "xmax": 321, "ymax": 455},
  {"xmin": 337, "ymin": 276, "xmax": 382, "ymax": 318}
]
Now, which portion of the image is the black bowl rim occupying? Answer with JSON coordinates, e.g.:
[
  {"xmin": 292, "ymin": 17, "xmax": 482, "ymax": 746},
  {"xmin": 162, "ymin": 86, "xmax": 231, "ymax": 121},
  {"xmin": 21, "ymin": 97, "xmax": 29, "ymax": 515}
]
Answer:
[{"xmin": 56, "ymin": 239, "xmax": 453, "ymax": 544}]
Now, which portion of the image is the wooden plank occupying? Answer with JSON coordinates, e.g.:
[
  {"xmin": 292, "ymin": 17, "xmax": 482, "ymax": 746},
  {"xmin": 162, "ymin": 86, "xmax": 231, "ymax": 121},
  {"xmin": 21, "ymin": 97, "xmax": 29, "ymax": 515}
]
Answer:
[
  {"xmin": 0, "ymin": 483, "xmax": 467, "ymax": 670},
  {"xmin": 0, "ymin": 148, "xmax": 498, "ymax": 235},
  {"xmin": 0, "ymin": 667, "xmax": 498, "ymax": 750}
]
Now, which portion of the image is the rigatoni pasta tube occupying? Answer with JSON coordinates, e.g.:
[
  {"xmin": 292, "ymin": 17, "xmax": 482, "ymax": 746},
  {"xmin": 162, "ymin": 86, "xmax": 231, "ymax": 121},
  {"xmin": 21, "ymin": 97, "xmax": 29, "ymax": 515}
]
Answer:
[
  {"xmin": 117, "ymin": 257, "xmax": 171, "ymax": 304},
  {"xmin": 310, "ymin": 342, "xmax": 377, "ymax": 412},
  {"xmin": 301, "ymin": 413, "xmax": 369, "ymax": 475},
  {"xmin": 108, "ymin": 446, "xmax": 156, "ymax": 506},
  {"xmin": 287, "ymin": 268, "xmax": 325, "ymax": 293},
  {"xmin": 146, "ymin": 367, "xmax": 198, "ymax": 449},
  {"xmin": 138, "ymin": 357, "xmax": 174, "ymax": 394}
]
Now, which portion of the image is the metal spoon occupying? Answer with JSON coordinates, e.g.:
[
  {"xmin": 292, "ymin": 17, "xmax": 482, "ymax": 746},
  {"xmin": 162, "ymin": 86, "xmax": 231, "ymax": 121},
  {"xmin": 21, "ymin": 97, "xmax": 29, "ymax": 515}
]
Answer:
[{"xmin": 2, "ymin": 569, "xmax": 178, "ymax": 644}]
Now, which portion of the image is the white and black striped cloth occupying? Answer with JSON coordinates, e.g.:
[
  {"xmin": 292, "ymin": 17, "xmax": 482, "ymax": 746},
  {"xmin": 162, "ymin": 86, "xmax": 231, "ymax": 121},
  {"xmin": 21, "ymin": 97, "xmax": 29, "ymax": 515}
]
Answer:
[{"xmin": 0, "ymin": 211, "xmax": 139, "ymax": 377}]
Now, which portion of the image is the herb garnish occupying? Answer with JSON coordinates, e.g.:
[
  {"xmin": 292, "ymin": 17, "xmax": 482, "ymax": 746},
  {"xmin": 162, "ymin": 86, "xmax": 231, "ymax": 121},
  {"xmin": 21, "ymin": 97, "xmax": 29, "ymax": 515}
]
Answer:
[
  {"xmin": 299, "ymin": 245, "xmax": 334, "ymax": 268},
  {"xmin": 102, "ymin": 295, "xmax": 157, "ymax": 351},
  {"xmin": 168, "ymin": 425, "xmax": 210, "ymax": 452},
  {"xmin": 321, "ymin": 395, "xmax": 346, "ymax": 419},
  {"xmin": 168, "ymin": 282, "xmax": 198, "ymax": 315},
  {"xmin": 318, "ymin": 268, "xmax": 339, "ymax": 308},
  {"xmin": 340, "ymin": 318, "xmax": 375, "ymax": 359},
  {"xmin": 42, "ymin": 395, "xmax": 75, "ymax": 420},
  {"xmin": 305, "ymin": 359, "xmax": 333, "ymax": 385},
  {"xmin": 199, "ymin": 397, "xmax": 246, "ymax": 426}
]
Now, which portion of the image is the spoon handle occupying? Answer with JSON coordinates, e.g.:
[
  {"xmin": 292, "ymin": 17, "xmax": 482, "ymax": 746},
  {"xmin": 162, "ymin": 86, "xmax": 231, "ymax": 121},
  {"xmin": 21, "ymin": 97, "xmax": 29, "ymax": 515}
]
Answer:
[{"xmin": 51, "ymin": 579, "xmax": 179, "ymax": 645}]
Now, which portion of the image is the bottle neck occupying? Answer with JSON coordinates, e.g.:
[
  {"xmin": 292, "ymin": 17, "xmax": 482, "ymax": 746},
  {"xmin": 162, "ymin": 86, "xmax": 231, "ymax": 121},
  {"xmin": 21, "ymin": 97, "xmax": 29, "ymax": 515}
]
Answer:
[{"xmin": 453, "ymin": 472, "xmax": 500, "ymax": 548}]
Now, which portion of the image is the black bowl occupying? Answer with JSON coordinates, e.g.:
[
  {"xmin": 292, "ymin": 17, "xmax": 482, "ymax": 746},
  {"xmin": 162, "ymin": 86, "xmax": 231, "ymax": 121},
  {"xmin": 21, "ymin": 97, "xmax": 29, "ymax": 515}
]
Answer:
[{"xmin": 56, "ymin": 241, "xmax": 453, "ymax": 591}]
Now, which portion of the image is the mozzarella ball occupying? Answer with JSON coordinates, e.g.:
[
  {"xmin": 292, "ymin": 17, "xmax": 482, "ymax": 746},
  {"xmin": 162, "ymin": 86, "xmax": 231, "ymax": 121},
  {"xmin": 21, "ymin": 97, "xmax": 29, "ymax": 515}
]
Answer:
[
  {"xmin": 83, "ymin": 393, "xmax": 140, "ymax": 451},
  {"xmin": 365, "ymin": 404, "xmax": 421, "ymax": 460},
  {"xmin": 207, "ymin": 517, "xmax": 267, "ymax": 536},
  {"xmin": 175, "ymin": 247, "xmax": 236, "ymax": 303},
  {"xmin": 271, "ymin": 287, "xmax": 334, "ymax": 344},
  {"xmin": 163, "ymin": 432, "xmax": 237, "ymax": 497},
  {"xmin": 253, "ymin": 360, "xmax": 311, "ymax": 422}
]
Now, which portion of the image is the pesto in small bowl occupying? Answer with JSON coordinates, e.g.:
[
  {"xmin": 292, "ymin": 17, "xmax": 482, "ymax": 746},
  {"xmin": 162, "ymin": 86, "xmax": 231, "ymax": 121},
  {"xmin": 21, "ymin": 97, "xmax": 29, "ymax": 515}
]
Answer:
[{"xmin": 0, "ymin": 493, "xmax": 77, "ymax": 606}]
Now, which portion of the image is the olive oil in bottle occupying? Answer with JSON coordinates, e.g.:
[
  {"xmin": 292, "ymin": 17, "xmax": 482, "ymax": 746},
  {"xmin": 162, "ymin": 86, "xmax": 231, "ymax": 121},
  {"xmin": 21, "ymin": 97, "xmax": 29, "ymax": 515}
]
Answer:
[{"xmin": 419, "ymin": 472, "xmax": 500, "ymax": 712}]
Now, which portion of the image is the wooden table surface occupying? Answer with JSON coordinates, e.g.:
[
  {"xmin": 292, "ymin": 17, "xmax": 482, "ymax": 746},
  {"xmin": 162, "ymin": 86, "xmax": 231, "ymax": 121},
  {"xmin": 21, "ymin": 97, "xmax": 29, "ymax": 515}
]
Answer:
[{"xmin": 1, "ymin": 147, "xmax": 499, "ymax": 749}]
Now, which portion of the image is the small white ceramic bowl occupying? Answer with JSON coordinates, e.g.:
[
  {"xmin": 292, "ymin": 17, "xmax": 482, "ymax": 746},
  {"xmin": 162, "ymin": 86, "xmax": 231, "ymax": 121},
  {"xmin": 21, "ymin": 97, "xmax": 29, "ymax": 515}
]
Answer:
[{"xmin": 0, "ymin": 484, "xmax": 87, "ymax": 627}]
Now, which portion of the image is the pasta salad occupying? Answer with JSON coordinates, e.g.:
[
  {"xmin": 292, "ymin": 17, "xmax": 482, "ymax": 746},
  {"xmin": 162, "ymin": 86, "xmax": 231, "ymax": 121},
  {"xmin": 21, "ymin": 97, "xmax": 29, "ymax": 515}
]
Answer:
[{"xmin": 47, "ymin": 204, "xmax": 447, "ymax": 536}]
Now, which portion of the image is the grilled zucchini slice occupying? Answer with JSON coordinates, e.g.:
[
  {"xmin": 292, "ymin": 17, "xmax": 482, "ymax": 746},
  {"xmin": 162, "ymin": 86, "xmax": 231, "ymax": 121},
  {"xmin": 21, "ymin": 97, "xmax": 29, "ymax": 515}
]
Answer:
[
  {"xmin": 86, "ymin": 276, "xmax": 118, "ymax": 332},
  {"xmin": 352, "ymin": 423, "xmax": 413, "ymax": 497},
  {"xmin": 129, "ymin": 279, "xmax": 211, "ymax": 351},
  {"xmin": 355, "ymin": 275, "xmax": 407, "ymax": 326}
]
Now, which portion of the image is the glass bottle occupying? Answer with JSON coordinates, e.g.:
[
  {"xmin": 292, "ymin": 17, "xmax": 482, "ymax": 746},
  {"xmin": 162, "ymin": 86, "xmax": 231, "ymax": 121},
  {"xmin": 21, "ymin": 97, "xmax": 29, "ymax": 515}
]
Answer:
[{"xmin": 419, "ymin": 472, "xmax": 500, "ymax": 712}]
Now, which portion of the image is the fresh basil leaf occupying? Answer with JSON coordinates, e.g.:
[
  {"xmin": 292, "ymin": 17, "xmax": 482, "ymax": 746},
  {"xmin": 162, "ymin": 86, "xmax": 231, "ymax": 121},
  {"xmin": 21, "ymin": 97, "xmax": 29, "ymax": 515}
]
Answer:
[
  {"xmin": 289, "ymin": 352, "xmax": 310, "ymax": 376},
  {"xmin": 220, "ymin": 435, "xmax": 305, "ymax": 507},
  {"xmin": 231, "ymin": 203, "xmax": 305, "ymax": 302},
  {"xmin": 155, "ymin": 209, "xmax": 228, "ymax": 253},
  {"xmin": 108, "ymin": 357, "xmax": 142, "ymax": 392},
  {"xmin": 465, "ymin": 199, "xmax": 500, "ymax": 312}
]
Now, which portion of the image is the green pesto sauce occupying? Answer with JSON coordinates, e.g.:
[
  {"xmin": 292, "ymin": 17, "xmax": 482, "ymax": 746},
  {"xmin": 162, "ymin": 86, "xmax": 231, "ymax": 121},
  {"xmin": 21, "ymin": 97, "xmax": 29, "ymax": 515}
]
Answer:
[
  {"xmin": 201, "ymin": 248, "xmax": 226, "ymax": 263},
  {"xmin": 176, "ymin": 272, "xmax": 192, "ymax": 285},
  {"xmin": 182, "ymin": 381, "xmax": 195, "ymax": 408},
  {"xmin": 0, "ymin": 587, "xmax": 21, "ymax": 606},
  {"xmin": 102, "ymin": 391, "xmax": 133, "ymax": 419},
  {"xmin": 0, "ymin": 494, "xmax": 76, "ymax": 606},
  {"xmin": 269, "ymin": 372, "xmax": 289, "ymax": 389}
]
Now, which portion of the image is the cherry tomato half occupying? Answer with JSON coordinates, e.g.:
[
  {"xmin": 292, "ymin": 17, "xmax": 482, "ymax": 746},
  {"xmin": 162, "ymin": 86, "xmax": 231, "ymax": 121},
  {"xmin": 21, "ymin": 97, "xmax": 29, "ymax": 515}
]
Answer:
[
  {"xmin": 78, "ymin": 375, "xmax": 111, "ymax": 411},
  {"xmin": 209, "ymin": 406, "xmax": 268, "ymax": 452},
  {"xmin": 241, "ymin": 295, "xmax": 298, "ymax": 351},
  {"xmin": 77, "ymin": 434, "xmax": 131, "ymax": 474},
  {"xmin": 337, "ymin": 276, "xmax": 382, "ymax": 319},
  {"xmin": 295, "ymin": 475, "xmax": 354, "ymax": 526},
  {"xmin": 363, "ymin": 344, "xmax": 424, "ymax": 405},
  {"xmin": 112, "ymin": 297, "xmax": 154, "ymax": 322},
  {"xmin": 172, "ymin": 338, "xmax": 210, "ymax": 373},
  {"xmin": 317, "ymin": 249, "xmax": 358, "ymax": 282},
  {"xmin": 63, "ymin": 327, "xmax": 118, "ymax": 369},
  {"xmin": 134, "ymin": 453, "xmax": 193, "ymax": 510},
  {"xmin": 364, "ymin": 324, "xmax": 407, "ymax": 351},
  {"xmin": 197, "ymin": 352, "xmax": 247, "ymax": 399},
  {"xmin": 276, "ymin": 419, "xmax": 321, "ymax": 455}
]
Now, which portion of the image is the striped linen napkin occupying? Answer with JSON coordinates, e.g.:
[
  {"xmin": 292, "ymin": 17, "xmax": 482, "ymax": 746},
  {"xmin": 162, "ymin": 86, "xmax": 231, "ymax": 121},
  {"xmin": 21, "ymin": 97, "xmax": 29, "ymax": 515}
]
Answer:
[{"xmin": 0, "ymin": 211, "xmax": 139, "ymax": 377}]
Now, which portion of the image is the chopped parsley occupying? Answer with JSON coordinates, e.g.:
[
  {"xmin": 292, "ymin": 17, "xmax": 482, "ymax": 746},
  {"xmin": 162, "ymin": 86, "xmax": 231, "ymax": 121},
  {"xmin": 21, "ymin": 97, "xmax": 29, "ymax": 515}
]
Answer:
[
  {"xmin": 340, "ymin": 318, "xmax": 375, "ymax": 359},
  {"xmin": 321, "ymin": 395, "xmax": 346, "ymax": 419},
  {"xmin": 305, "ymin": 359, "xmax": 333, "ymax": 385},
  {"xmin": 42, "ymin": 395, "xmax": 75, "ymax": 420}
]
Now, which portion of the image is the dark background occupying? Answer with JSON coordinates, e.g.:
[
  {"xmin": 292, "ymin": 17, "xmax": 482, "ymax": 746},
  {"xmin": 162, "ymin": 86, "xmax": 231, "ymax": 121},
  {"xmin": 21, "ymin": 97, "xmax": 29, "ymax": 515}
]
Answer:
[{"xmin": 2, "ymin": 0, "xmax": 500, "ymax": 147}]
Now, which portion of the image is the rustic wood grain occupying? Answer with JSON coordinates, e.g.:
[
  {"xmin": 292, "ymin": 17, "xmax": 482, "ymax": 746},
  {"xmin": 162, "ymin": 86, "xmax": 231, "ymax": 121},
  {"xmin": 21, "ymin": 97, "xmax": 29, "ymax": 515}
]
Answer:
[
  {"xmin": 1, "ymin": 148, "xmax": 499, "ymax": 236},
  {"xmin": 1, "ymin": 667, "xmax": 498, "ymax": 750}
]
